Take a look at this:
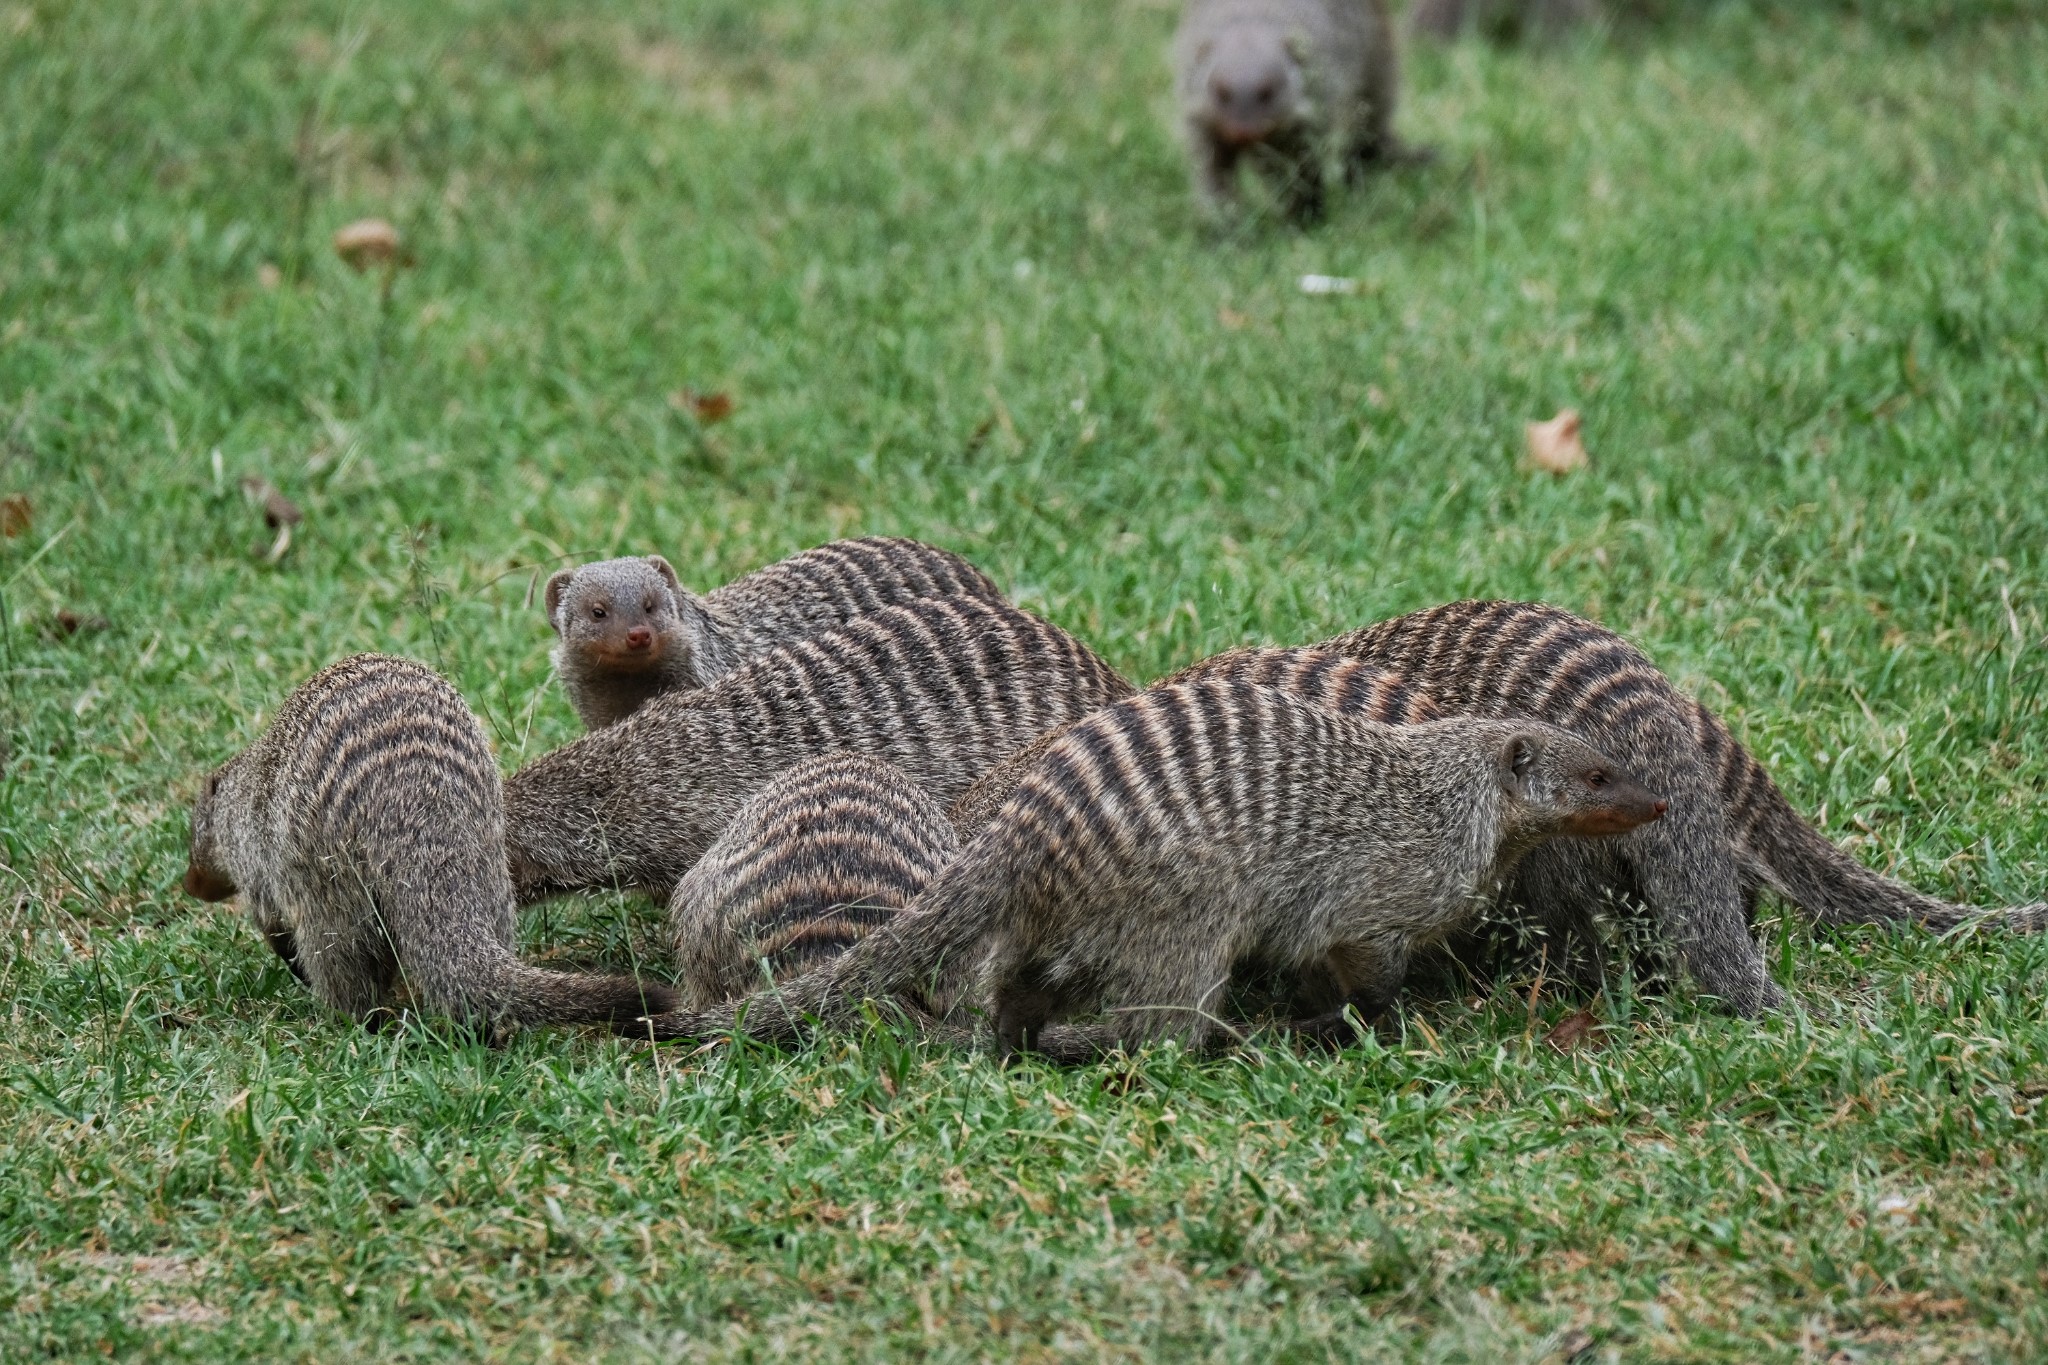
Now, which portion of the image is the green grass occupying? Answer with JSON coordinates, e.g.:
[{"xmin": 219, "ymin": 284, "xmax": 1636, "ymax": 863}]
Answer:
[{"xmin": 4, "ymin": 0, "xmax": 2047, "ymax": 1357}]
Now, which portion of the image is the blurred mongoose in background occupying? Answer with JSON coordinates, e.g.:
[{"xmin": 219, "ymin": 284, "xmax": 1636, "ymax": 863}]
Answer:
[
  {"xmin": 627, "ymin": 680, "xmax": 1667, "ymax": 1055},
  {"xmin": 1173, "ymin": 0, "xmax": 1406, "ymax": 222},
  {"xmin": 506, "ymin": 596, "xmax": 1134, "ymax": 904},
  {"xmin": 948, "ymin": 644, "xmax": 1439, "ymax": 836},
  {"xmin": 669, "ymin": 754, "xmax": 960, "ymax": 1008},
  {"xmin": 546, "ymin": 537, "xmax": 1006, "ymax": 729},
  {"xmin": 182, "ymin": 654, "xmax": 677, "ymax": 1039},
  {"xmin": 1316, "ymin": 599, "xmax": 2048, "ymax": 1014}
]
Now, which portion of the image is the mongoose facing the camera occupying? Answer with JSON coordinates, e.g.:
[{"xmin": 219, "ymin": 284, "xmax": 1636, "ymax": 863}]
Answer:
[{"xmin": 546, "ymin": 537, "xmax": 1006, "ymax": 729}]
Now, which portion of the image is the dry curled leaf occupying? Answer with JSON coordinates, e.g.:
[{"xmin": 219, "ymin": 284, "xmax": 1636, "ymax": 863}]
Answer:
[
  {"xmin": 238, "ymin": 476, "xmax": 302, "ymax": 528},
  {"xmin": 332, "ymin": 218, "xmax": 402, "ymax": 271},
  {"xmin": 1525, "ymin": 409, "xmax": 1589, "ymax": 475},
  {"xmin": 670, "ymin": 389, "xmax": 735, "ymax": 424},
  {"xmin": 0, "ymin": 492, "xmax": 30, "ymax": 537},
  {"xmin": 55, "ymin": 610, "xmax": 111, "ymax": 637},
  {"xmin": 1543, "ymin": 1008, "xmax": 1604, "ymax": 1053}
]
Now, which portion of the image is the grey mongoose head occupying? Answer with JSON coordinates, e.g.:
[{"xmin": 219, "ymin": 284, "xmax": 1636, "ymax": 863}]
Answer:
[
  {"xmin": 546, "ymin": 555, "xmax": 688, "ymax": 681},
  {"xmin": 1494, "ymin": 726, "xmax": 1668, "ymax": 842},
  {"xmin": 1192, "ymin": 25, "xmax": 1307, "ymax": 145}
]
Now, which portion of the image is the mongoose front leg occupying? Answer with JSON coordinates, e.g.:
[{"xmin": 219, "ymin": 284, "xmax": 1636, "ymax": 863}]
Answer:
[{"xmin": 1191, "ymin": 128, "xmax": 1245, "ymax": 217}]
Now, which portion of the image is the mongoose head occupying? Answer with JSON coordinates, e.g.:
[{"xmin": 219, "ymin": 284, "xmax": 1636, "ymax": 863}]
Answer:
[
  {"xmin": 545, "ymin": 556, "xmax": 687, "ymax": 677},
  {"xmin": 1498, "ymin": 727, "xmax": 1668, "ymax": 839},
  {"xmin": 182, "ymin": 765, "xmax": 238, "ymax": 902},
  {"xmin": 1194, "ymin": 27, "xmax": 1306, "ymax": 146}
]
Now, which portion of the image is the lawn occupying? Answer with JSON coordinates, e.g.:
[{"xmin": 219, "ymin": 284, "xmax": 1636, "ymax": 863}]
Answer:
[{"xmin": 3, "ymin": 0, "xmax": 2046, "ymax": 1358}]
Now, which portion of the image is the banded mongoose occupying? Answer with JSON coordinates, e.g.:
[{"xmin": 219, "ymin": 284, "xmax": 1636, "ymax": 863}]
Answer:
[
  {"xmin": 669, "ymin": 754, "xmax": 960, "ymax": 1008},
  {"xmin": 1314, "ymin": 600, "xmax": 2048, "ymax": 1015},
  {"xmin": 546, "ymin": 537, "xmax": 1006, "ymax": 729},
  {"xmin": 625, "ymin": 680, "xmax": 1666, "ymax": 1055},
  {"xmin": 1173, "ymin": 0, "xmax": 1407, "ymax": 223},
  {"xmin": 506, "ymin": 595, "xmax": 1134, "ymax": 904},
  {"xmin": 947, "ymin": 644, "xmax": 1439, "ymax": 836},
  {"xmin": 182, "ymin": 655, "xmax": 678, "ymax": 1039}
]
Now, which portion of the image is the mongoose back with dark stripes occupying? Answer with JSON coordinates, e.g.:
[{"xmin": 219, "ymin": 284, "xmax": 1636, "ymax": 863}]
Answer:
[
  {"xmin": 546, "ymin": 537, "xmax": 1006, "ymax": 729},
  {"xmin": 669, "ymin": 754, "xmax": 960, "ymax": 1008},
  {"xmin": 505, "ymin": 595, "xmax": 1135, "ymax": 903},
  {"xmin": 947, "ymin": 645, "xmax": 1440, "ymax": 836},
  {"xmin": 1315, "ymin": 600, "xmax": 2048, "ymax": 1014},
  {"xmin": 182, "ymin": 655, "xmax": 677, "ymax": 1038},
  {"xmin": 626, "ymin": 680, "xmax": 1666, "ymax": 1055},
  {"xmin": 1173, "ymin": 0, "xmax": 1405, "ymax": 223}
]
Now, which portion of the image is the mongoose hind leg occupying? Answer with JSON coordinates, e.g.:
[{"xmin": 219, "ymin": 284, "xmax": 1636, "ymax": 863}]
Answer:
[{"xmin": 296, "ymin": 923, "xmax": 397, "ymax": 1027}]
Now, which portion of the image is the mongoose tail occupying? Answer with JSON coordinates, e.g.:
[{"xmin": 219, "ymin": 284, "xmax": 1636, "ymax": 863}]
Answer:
[{"xmin": 1697, "ymin": 703, "xmax": 2048, "ymax": 934}]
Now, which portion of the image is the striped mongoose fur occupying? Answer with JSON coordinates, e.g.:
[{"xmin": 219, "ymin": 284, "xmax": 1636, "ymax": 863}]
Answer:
[
  {"xmin": 182, "ymin": 655, "xmax": 678, "ymax": 1038},
  {"xmin": 1315, "ymin": 600, "xmax": 2048, "ymax": 1014},
  {"xmin": 947, "ymin": 645, "xmax": 1439, "ymax": 836},
  {"xmin": 546, "ymin": 537, "xmax": 1005, "ymax": 729},
  {"xmin": 669, "ymin": 754, "xmax": 960, "ymax": 1008},
  {"xmin": 1173, "ymin": 0, "xmax": 1405, "ymax": 222},
  {"xmin": 625, "ymin": 680, "xmax": 1667, "ymax": 1055},
  {"xmin": 506, "ymin": 596, "xmax": 1134, "ymax": 904}
]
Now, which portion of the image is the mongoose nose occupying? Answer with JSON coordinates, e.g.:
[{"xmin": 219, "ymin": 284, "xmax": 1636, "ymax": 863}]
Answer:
[
  {"xmin": 1651, "ymin": 799, "xmax": 1669, "ymax": 817},
  {"xmin": 625, "ymin": 626, "xmax": 652, "ymax": 649}
]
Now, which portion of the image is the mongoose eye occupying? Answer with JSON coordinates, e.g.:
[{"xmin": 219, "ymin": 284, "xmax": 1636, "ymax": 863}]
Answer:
[
  {"xmin": 643, "ymin": 597, "xmax": 656, "ymax": 613},
  {"xmin": 590, "ymin": 605, "xmax": 607, "ymax": 620},
  {"xmin": 1587, "ymin": 771, "xmax": 1609, "ymax": 788},
  {"xmin": 1257, "ymin": 81, "xmax": 1278, "ymax": 102}
]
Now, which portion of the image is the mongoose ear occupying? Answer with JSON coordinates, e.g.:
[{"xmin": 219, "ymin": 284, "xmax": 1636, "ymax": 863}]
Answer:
[
  {"xmin": 1500, "ymin": 732, "xmax": 1544, "ymax": 794},
  {"xmin": 543, "ymin": 569, "xmax": 577, "ymax": 632},
  {"xmin": 645, "ymin": 555, "xmax": 682, "ymax": 598}
]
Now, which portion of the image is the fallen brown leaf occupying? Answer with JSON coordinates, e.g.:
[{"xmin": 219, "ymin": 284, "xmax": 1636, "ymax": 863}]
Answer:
[
  {"xmin": 1217, "ymin": 307, "xmax": 1249, "ymax": 330},
  {"xmin": 238, "ymin": 476, "xmax": 302, "ymax": 528},
  {"xmin": 1525, "ymin": 408, "xmax": 1589, "ymax": 475},
  {"xmin": 332, "ymin": 218, "xmax": 402, "ymax": 272},
  {"xmin": 1544, "ymin": 1008, "xmax": 1604, "ymax": 1053},
  {"xmin": 670, "ymin": 389, "xmax": 735, "ymax": 424},
  {"xmin": 256, "ymin": 262, "xmax": 282, "ymax": 290},
  {"xmin": 0, "ymin": 492, "xmax": 30, "ymax": 537},
  {"xmin": 55, "ymin": 610, "xmax": 110, "ymax": 636}
]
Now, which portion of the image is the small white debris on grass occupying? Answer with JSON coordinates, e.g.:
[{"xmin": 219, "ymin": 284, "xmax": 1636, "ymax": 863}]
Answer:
[{"xmin": 1298, "ymin": 274, "xmax": 1360, "ymax": 296}]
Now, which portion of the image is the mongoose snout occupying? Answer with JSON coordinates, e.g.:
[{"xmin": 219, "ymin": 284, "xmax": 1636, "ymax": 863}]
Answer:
[
  {"xmin": 1203, "ymin": 37, "xmax": 1299, "ymax": 144},
  {"xmin": 1504, "ymin": 738, "xmax": 1670, "ymax": 838},
  {"xmin": 182, "ymin": 861, "xmax": 234, "ymax": 902}
]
